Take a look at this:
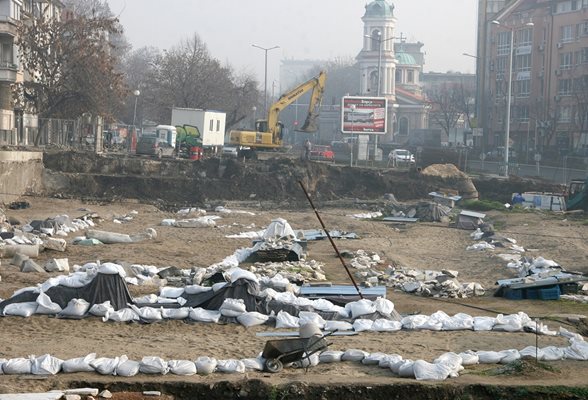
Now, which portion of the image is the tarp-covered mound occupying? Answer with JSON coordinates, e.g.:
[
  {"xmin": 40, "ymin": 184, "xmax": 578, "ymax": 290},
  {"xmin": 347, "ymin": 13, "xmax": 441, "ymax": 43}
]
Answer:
[{"xmin": 422, "ymin": 164, "xmax": 478, "ymax": 199}]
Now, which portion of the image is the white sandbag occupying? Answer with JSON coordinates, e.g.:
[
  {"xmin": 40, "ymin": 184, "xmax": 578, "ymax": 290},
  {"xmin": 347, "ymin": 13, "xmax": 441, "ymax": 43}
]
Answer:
[
  {"xmin": 62, "ymin": 353, "xmax": 97, "ymax": 373},
  {"xmin": 35, "ymin": 292, "xmax": 62, "ymax": 315},
  {"xmin": 90, "ymin": 356, "xmax": 122, "ymax": 375},
  {"xmin": 228, "ymin": 268, "xmax": 258, "ymax": 284},
  {"xmin": 433, "ymin": 352, "xmax": 464, "ymax": 377},
  {"xmin": 104, "ymin": 308, "xmax": 139, "ymax": 322},
  {"xmin": 241, "ymin": 357, "xmax": 265, "ymax": 371},
  {"xmin": 397, "ymin": 361, "xmax": 416, "ymax": 378},
  {"xmin": 212, "ymin": 282, "xmax": 227, "ymax": 292},
  {"xmin": 352, "ymin": 319, "xmax": 374, "ymax": 332},
  {"xmin": 519, "ymin": 346, "xmax": 544, "ymax": 360},
  {"xmin": 401, "ymin": 314, "xmax": 430, "ymax": 330},
  {"xmin": 476, "ymin": 351, "xmax": 504, "ymax": 364},
  {"xmin": 184, "ymin": 285, "xmax": 213, "ymax": 295},
  {"xmin": 559, "ymin": 327, "xmax": 585, "ymax": 342},
  {"xmin": 189, "ymin": 308, "xmax": 221, "ymax": 323},
  {"xmin": 563, "ymin": 338, "xmax": 588, "ymax": 360},
  {"xmin": 263, "ymin": 218, "xmax": 296, "ymax": 240},
  {"xmin": 195, "ymin": 356, "xmax": 217, "ymax": 375},
  {"xmin": 373, "ymin": 297, "xmax": 395, "ymax": 315},
  {"xmin": 237, "ymin": 311, "xmax": 269, "ymax": 327},
  {"xmin": 168, "ymin": 360, "xmax": 197, "ymax": 376},
  {"xmin": 219, "ymin": 298, "xmax": 247, "ymax": 317},
  {"xmin": 372, "ymin": 319, "xmax": 402, "ymax": 332},
  {"xmin": 541, "ymin": 346, "xmax": 565, "ymax": 361},
  {"xmin": 275, "ymin": 311, "xmax": 300, "ymax": 329},
  {"xmin": 341, "ymin": 349, "xmax": 369, "ymax": 362},
  {"xmin": 133, "ymin": 294, "xmax": 158, "ymax": 304},
  {"xmin": 294, "ymin": 352, "xmax": 320, "ymax": 368},
  {"xmin": 390, "ymin": 359, "xmax": 409, "ymax": 374},
  {"xmin": 140, "ymin": 356, "xmax": 169, "ymax": 375},
  {"xmin": 0, "ymin": 358, "xmax": 6, "ymax": 375},
  {"xmin": 116, "ymin": 359, "xmax": 140, "ymax": 377},
  {"xmin": 319, "ymin": 351, "xmax": 344, "ymax": 363},
  {"xmin": 378, "ymin": 354, "xmax": 403, "ymax": 368},
  {"xmin": 362, "ymin": 352, "xmax": 388, "ymax": 365},
  {"xmin": 498, "ymin": 349, "xmax": 521, "ymax": 364},
  {"xmin": 324, "ymin": 320, "xmax": 353, "ymax": 331},
  {"xmin": 442, "ymin": 313, "xmax": 474, "ymax": 331},
  {"xmin": 413, "ymin": 360, "xmax": 454, "ymax": 381},
  {"xmin": 493, "ymin": 312, "xmax": 530, "ymax": 332},
  {"xmin": 3, "ymin": 357, "xmax": 32, "ymax": 374},
  {"xmin": 473, "ymin": 316, "xmax": 496, "ymax": 331},
  {"xmin": 89, "ymin": 301, "xmax": 114, "ymax": 317},
  {"xmin": 310, "ymin": 298, "xmax": 337, "ymax": 312},
  {"xmin": 161, "ymin": 307, "xmax": 190, "ymax": 320},
  {"xmin": 173, "ymin": 217, "xmax": 217, "ymax": 228},
  {"xmin": 58, "ymin": 298, "xmax": 90, "ymax": 317},
  {"xmin": 3, "ymin": 301, "xmax": 38, "ymax": 317},
  {"xmin": 130, "ymin": 305, "xmax": 163, "ymax": 321},
  {"xmin": 98, "ymin": 262, "xmax": 126, "ymax": 277},
  {"xmin": 345, "ymin": 299, "xmax": 376, "ymax": 319},
  {"xmin": 86, "ymin": 229, "xmax": 133, "ymax": 244},
  {"xmin": 419, "ymin": 313, "xmax": 444, "ymax": 331},
  {"xmin": 159, "ymin": 286, "xmax": 185, "ymax": 298},
  {"xmin": 458, "ymin": 351, "xmax": 479, "ymax": 365},
  {"xmin": 298, "ymin": 311, "xmax": 326, "ymax": 328},
  {"xmin": 216, "ymin": 359, "xmax": 246, "ymax": 373},
  {"xmin": 31, "ymin": 354, "xmax": 63, "ymax": 375}
]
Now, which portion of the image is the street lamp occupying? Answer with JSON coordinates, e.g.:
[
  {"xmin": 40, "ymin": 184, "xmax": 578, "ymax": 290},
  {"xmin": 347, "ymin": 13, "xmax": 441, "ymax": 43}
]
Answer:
[
  {"xmin": 364, "ymin": 32, "xmax": 398, "ymax": 97},
  {"xmin": 491, "ymin": 20, "xmax": 534, "ymax": 178},
  {"xmin": 132, "ymin": 89, "xmax": 140, "ymax": 128},
  {"xmin": 252, "ymin": 44, "xmax": 279, "ymax": 117}
]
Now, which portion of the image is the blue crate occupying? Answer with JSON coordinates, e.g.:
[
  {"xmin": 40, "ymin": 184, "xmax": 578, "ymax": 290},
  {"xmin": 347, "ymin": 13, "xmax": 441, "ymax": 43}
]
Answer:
[
  {"xmin": 503, "ymin": 287, "xmax": 524, "ymax": 300},
  {"xmin": 538, "ymin": 285, "xmax": 561, "ymax": 300},
  {"xmin": 525, "ymin": 288, "xmax": 539, "ymax": 300}
]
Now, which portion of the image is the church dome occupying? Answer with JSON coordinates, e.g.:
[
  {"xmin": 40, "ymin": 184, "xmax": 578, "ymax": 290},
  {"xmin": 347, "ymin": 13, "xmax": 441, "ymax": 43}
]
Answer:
[
  {"xmin": 396, "ymin": 51, "xmax": 416, "ymax": 66},
  {"xmin": 364, "ymin": 0, "xmax": 395, "ymax": 18}
]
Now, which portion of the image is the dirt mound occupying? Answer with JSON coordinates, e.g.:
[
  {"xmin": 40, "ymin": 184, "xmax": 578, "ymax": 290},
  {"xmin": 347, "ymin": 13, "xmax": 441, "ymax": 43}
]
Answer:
[{"xmin": 422, "ymin": 163, "xmax": 467, "ymax": 179}]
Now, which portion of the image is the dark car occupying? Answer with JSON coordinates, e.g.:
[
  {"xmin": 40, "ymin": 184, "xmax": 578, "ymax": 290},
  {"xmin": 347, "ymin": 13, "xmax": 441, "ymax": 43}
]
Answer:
[{"xmin": 136, "ymin": 136, "xmax": 175, "ymax": 158}]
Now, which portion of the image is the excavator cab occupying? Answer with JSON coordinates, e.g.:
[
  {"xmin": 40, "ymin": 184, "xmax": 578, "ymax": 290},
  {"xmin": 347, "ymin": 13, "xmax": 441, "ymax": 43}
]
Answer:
[{"xmin": 566, "ymin": 177, "xmax": 588, "ymax": 211}]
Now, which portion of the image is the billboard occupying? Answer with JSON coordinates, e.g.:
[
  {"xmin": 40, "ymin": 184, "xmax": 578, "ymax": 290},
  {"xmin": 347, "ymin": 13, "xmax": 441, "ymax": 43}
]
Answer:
[{"xmin": 341, "ymin": 96, "xmax": 387, "ymax": 134}]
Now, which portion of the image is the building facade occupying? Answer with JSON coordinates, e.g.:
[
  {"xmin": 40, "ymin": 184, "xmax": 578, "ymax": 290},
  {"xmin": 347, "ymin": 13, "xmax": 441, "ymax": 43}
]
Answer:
[{"xmin": 479, "ymin": 0, "xmax": 588, "ymax": 162}]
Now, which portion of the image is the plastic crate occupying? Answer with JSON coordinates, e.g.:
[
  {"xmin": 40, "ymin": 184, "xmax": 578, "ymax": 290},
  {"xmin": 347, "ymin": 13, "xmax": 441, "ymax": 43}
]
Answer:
[
  {"xmin": 559, "ymin": 283, "xmax": 579, "ymax": 295},
  {"xmin": 503, "ymin": 287, "xmax": 524, "ymax": 300},
  {"xmin": 538, "ymin": 285, "xmax": 561, "ymax": 301},
  {"xmin": 525, "ymin": 288, "xmax": 539, "ymax": 300}
]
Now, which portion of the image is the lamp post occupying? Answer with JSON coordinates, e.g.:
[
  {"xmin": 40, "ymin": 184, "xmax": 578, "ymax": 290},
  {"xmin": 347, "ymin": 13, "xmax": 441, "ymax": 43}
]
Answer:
[
  {"xmin": 132, "ymin": 89, "xmax": 140, "ymax": 128},
  {"xmin": 491, "ymin": 20, "xmax": 534, "ymax": 178},
  {"xmin": 252, "ymin": 44, "xmax": 279, "ymax": 117}
]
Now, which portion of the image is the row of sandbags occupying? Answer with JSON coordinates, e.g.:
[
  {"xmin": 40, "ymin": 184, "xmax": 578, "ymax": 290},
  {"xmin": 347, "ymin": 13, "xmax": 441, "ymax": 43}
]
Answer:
[{"xmin": 2, "ymin": 335, "xmax": 587, "ymax": 381}]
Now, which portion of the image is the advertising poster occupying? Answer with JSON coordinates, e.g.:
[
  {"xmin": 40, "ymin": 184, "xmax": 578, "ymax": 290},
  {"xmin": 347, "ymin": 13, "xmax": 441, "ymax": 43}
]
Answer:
[{"xmin": 341, "ymin": 96, "xmax": 387, "ymax": 134}]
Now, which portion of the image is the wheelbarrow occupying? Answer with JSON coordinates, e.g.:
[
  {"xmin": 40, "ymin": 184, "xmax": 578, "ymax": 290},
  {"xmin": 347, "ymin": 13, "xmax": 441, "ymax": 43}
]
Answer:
[{"xmin": 261, "ymin": 331, "xmax": 335, "ymax": 373}]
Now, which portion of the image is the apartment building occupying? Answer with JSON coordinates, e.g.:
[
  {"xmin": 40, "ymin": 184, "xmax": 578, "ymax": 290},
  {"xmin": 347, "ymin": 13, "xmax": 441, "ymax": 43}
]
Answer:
[
  {"xmin": 0, "ymin": 0, "xmax": 62, "ymax": 144},
  {"xmin": 479, "ymin": 0, "xmax": 588, "ymax": 161}
]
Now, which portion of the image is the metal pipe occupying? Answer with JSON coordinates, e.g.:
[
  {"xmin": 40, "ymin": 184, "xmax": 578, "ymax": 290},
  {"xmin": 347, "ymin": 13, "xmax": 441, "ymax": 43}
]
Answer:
[{"xmin": 298, "ymin": 180, "xmax": 363, "ymax": 299}]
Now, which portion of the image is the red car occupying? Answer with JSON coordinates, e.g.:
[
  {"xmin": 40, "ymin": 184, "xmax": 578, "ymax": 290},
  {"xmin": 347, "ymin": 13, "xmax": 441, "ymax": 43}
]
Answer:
[{"xmin": 309, "ymin": 145, "xmax": 335, "ymax": 161}]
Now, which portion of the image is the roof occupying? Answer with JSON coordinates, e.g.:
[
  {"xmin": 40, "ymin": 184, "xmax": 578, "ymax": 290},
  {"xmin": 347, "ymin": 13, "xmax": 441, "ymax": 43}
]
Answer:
[
  {"xmin": 363, "ymin": 0, "xmax": 395, "ymax": 18},
  {"xmin": 396, "ymin": 52, "xmax": 417, "ymax": 66}
]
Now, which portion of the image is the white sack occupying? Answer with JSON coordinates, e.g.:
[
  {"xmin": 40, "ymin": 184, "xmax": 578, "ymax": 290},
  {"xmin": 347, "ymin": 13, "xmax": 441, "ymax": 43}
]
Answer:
[
  {"xmin": 401, "ymin": 315, "xmax": 430, "ymax": 330},
  {"xmin": 184, "ymin": 285, "xmax": 213, "ymax": 295},
  {"xmin": 216, "ymin": 359, "xmax": 246, "ymax": 373},
  {"xmin": 168, "ymin": 360, "xmax": 197, "ymax": 376},
  {"xmin": 159, "ymin": 286, "xmax": 185, "ymax": 298},
  {"xmin": 476, "ymin": 351, "xmax": 504, "ymax": 364},
  {"xmin": 161, "ymin": 307, "xmax": 190, "ymax": 320},
  {"xmin": 324, "ymin": 320, "xmax": 353, "ymax": 331},
  {"xmin": 140, "ymin": 356, "xmax": 169, "ymax": 375},
  {"xmin": 294, "ymin": 352, "xmax": 320, "ymax": 368},
  {"xmin": 237, "ymin": 311, "xmax": 269, "ymax": 327},
  {"xmin": 62, "ymin": 353, "xmax": 97, "ymax": 373},
  {"xmin": 433, "ymin": 352, "xmax": 464, "ymax": 377},
  {"xmin": 298, "ymin": 311, "xmax": 326, "ymax": 328},
  {"xmin": 98, "ymin": 263, "xmax": 126, "ymax": 276},
  {"xmin": 319, "ymin": 351, "xmax": 344, "ymax": 363},
  {"xmin": 378, "ymin": 354, "xmax": 403, "ymax": 368},
  {"xmin": 498, "ymin": 349, "xmax": 521, "ymax": 364},
  {"xmin": 341, "ymin": 349, "xmax": 369, "ymax": 362},
  {"xmin": 116, "ymin": 360, "xmax": 140, "ymax": 377},
  {"xmin": 89, "ymin": 301, "xmax": 114, "ymax": 317},
  {"xmin": 58, "ymin": 298, "xmax": 90, "ymax": 317},
  {"xmin": 35, "ymin": 292, "xmax": 62, "ymax": 315},
  {"xmin": 563, "ymin": 339, "xmax": 588, "ymax": 361},
  {"xmin": 133, "ymin": 306, "xmax": 163, "ymax": 321},
  {"xmin": 275, "ymin": 311, "xmax": 300, "ymax": 329},
  {"xmin": 195, "ymin": 356, "xmax": 217, "ymax": 375},
  {"xmin": 90, "ymin": 356, "xmax": 123, "ymax": 375},
  {"xmin": 104, "ymin": 308, "xmax": 139, "ymax": 322},
  {"xmin": 31, "ymin": 354, "xmax": 63, "ymax": 375},
  {"xmin": 372, "ymin": 319, "xmax": 402, "ymax": 332},
  {"xmin": 541, "ymin": 346, "xmax": 565, "ymax": 361},
  {"xmin": 398, "ymin": 361, "xmax": 416, "ymax": 378},
  {"xmin": 352, "ymin": 319, "xmax": 374, "ymax": 332},
  {"xmin": 241, "ymin": 357, "xmax": 265, "ymax": 371},
  {"xmin": 473, "ymin": 316, "xmax": 496, "ymax": 331},
  {"xmin": 228, "ymin": 268, "xmax": 258, "ymax": 284},
  {"xmin": 458, "ymin": 351, "xmax": 479, "ymax": 365},
  {"xmin": 362, "ymin": 352, "xmax": 388, "ymax": 365},
  {"xmin": 345, "ymin": 299, "xmax": 376, "ymax": 319},
  {"xmin": 373, "ymin": 297, "xmax": 395, "ymax": 315},
  {"xmin": 219, "ymin": 298, "xmax": 247, "ymax": 317},
  {"xmin": 519, "ymin": 346, "xmax": 544, "ymax": 360},
  {"xmin": 0, "ymin": 358, "xmax": 6, "ymax": 375},
  {"xmin": 3, "ymin": 357, "xmax": 32, "ymax": 374},
  {"xmin": 442, "ymin": 313, "xmax": 474, "ymax": 331},
  {"xmin": 189, "ymin": 308, "xmax": 221, "ymax": 323},
  {"xmin": 3, "ymin": 302, "xmax": 38, "ymax": 317},
  {"xmin": 212, "ymin": 282, "xmax": 227, "ymax": 292},
  {"xmin": 413, "ymin": 360, "xmax": 454, "ymax": 381}
]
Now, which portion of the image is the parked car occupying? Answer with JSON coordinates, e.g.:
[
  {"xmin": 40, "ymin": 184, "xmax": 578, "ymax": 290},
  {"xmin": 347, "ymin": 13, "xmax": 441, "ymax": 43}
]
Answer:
[
  {"xmin": 389, "ymin": 149, "xmax": 415, "ymax": 165},
  {"xmin": 310, "ymin": 144, "xmax": 335, "ymax": 161},
  {"xmin": 136, "ymin": 135, "xmax": 175, "ymax": 158}
]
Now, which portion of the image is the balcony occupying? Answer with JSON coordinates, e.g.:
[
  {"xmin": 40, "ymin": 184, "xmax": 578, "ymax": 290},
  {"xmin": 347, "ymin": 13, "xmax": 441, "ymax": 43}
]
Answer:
[
  {"xmin": 0, "ymin": 62, "xmax": 17, "ymax": 82},
  {"xmin": 0, "ymin": 16, "xmax": 18, "ymax": 37}
]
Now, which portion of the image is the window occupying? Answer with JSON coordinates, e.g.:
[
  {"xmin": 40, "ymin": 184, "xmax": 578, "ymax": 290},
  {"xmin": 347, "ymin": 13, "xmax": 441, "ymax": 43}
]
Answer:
[
  {"xmin": 407, "ymin": 70, "xmax": 414, "ymax": 83},
  {"xmin": 516, "ymin": 54, "xmax": 531, "ymax": 72},
  {"xmin": 558, "ymin": 106, "xmax": 572, "ymax": 122},
  {"xmin": 516, "ymin": 79, "xmax": 531, "ymax": 97},
  {"xmin": 517, "ymin": 27, "xmax": 533, "ymax": 46},
  {"xmin": 370, "ymin": 30, "xmax": 381, "ymax": 51},
  {"xmin": 395, "ymin": 69, "xmax": 402, "ymax": 82},
  {"xmin": 1, "ymin": 43, "xmax": 12, "ymax": 65},
  {"xmin": 209, "ymin": 119, "xmax": 214, "ymax": 131},
  {"xmin": 216, "ymin": 120, "xmax": 220, "ymax": 132},
  {"xmin": 558, "ymin": 78, "xmax": 572, "ymax": 95},
  {"xmin": 556, "ymin": 1, "xmax": 572, "ymax": 13},
  {"xmin": 399, "ymin": 117, "xmax": 409, "ymax": 136},
  {"xmin": 497, "ymin": 31, "xmax": 511, "ymax": 56},
  {"xmin": 582, "ymin": 48, "xmax": 588, "ymax": 64},
  {"xmin": 560, "ymin": 25, "xmax": 574, "ymax": 43},
  {"xmin": 517, "ymin": 105, "xmax": 530, "ymax": 122},
  {"xmin": 581, "ymin": 22, "xmax": 588, "ymax": 37},
  {"xmin": 560, "ymin": 52, "xmax": 573, "ymax": 69}
]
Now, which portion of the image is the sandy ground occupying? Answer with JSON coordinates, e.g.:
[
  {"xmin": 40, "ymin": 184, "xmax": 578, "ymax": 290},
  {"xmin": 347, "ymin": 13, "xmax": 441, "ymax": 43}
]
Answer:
[{"xmin": 0, "ymin": 197, "xmax": 588, "ymax": 393}]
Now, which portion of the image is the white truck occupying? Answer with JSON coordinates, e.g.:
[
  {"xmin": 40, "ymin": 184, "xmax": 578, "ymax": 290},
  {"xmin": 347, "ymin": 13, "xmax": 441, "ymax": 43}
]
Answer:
[{"xmin": 171, "ymin": 107, "xmax": 226, "ymax": 151}]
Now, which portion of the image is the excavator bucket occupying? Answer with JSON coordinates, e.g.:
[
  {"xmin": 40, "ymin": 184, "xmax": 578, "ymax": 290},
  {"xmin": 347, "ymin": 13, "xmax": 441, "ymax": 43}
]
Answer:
[{"xmin": 299, "ymin": 112, "xmax": 319, "ymax": 132}]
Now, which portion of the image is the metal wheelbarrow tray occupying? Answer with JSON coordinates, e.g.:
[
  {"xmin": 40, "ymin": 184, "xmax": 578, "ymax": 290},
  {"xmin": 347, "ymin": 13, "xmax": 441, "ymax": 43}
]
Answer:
[{"xmin": 261, "ymin": 332, "xmax": 334, "ymax": 373}]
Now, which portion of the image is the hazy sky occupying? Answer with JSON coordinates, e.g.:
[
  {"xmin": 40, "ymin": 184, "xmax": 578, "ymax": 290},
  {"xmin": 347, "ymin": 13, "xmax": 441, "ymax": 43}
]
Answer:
[{"xmin": 107, "ymin": 0, "xmax": 477, "ymax": 86}]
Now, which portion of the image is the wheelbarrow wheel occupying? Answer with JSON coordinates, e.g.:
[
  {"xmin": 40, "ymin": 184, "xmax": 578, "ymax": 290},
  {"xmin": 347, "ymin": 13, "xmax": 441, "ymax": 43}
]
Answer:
[{"xmin": 265, "ymin": 358, "xmax": 283, "ymax": 373}]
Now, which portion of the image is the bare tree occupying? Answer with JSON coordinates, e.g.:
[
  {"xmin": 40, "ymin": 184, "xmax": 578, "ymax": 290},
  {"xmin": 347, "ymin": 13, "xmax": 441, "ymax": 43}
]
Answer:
[
  {"xmin": 14, "ymin": 8, "xmax": 127, "ymax": 144},
  {"xmin": 426, "ymin": 83, "xmax": 467, "ymax": 139}
]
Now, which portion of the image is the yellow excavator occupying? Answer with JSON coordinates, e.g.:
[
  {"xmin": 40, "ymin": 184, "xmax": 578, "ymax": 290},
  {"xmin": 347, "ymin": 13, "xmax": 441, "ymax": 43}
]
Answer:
[{"xmin": 229, "ymin": 70, "xmax": 326, "ymax": 158}]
